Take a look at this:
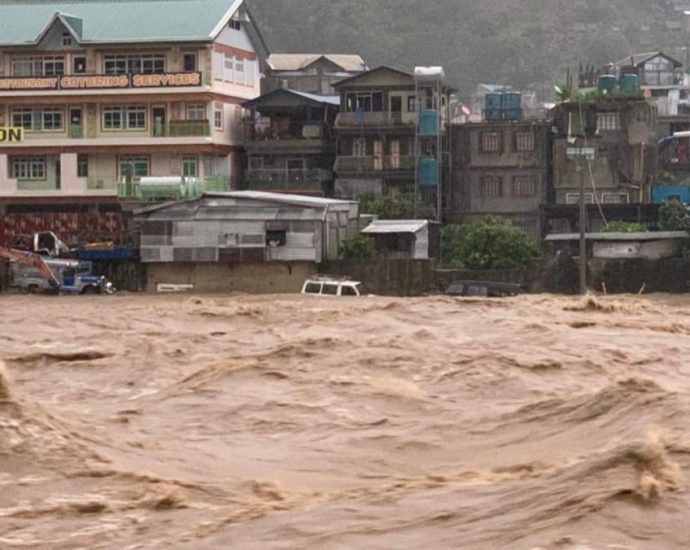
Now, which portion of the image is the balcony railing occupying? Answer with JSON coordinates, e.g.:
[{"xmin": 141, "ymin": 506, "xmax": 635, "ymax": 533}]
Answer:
[
  {"xmin": 335, "ymin": 112, "xmax": 415, "ymax": 128},
  {"xmin": 69, "ymin": 124, "xmax": 83, "ymax": 139},
  {"xmin": 165, "ymin": 120, "xmax": 211, "ymax": 137},
  {"xmin": 245, "ymin": 168, "xmax": 330, "ymax": 191},
  {"xmin": 244, "ymin": 121, "xmax": 328, "ymax": 141},
  {"xmin": 334, "ymin": 155, "xmax": 415, "ymax": 173}
]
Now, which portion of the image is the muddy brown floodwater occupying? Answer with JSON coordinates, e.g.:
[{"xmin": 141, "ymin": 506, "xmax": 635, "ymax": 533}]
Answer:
[{"xmin": 1, "ymin": 293, "xmax": 690, "ymax": 549}]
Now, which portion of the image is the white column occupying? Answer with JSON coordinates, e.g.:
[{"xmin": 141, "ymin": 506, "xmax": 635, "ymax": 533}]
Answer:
[
  {"xmin": 0, "ymin": 154, "xmax": 17, "ymax": 194},
  {"xmin": 59, "ymin": 153, "xmax": 86, "ymax": 194}
]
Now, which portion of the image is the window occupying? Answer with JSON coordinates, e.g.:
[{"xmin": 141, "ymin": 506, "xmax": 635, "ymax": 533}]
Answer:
[
  {"xmin": 481, "ymin": 132, "xmax": 502, "ymax": 153},
  {"xmin": 182, "ymin": 156, "xmax": 198, "ymax": 178},
  {"xmin": 341, "ymin": 285, "xmax": 358, "ymax": 296},
  {"xmin": 11, "ymin": 157, "xmax": 46, "ymax": 180},
  {"xmin": 214, "ymin": 108, "xmax": 223, "ymax": 129},
  {"xmin": 602, "ymin": 193, "xmax": 630, "ymax": 204},
  {"xmin": 119, "ymin": 156, "xmax": 149, "ymax": 179},
  {"xmin": 266, "ymin": 230, "xmax": 286, "ymax": 247},
  {"xmin": 515, "ymin": 131, "xmax": 535, "ymax": 152},
  {"xmin": 407, "ymin": 95, "xmax": 416, "ymax": 112},
  {"xmin": 228, "ymin": 18, "xmax": 241, "ymax": 31},
  {"xmin": 344, "ymin": 92, "xmax": 384, "ymax": 112},
  {"xmin": 512, "ymin": 176, "xmax": 536, "ymax": 197},
  {"xmin": 11, "ymin": 108, "xmax": 64, "ymax": 131},
  {"xmin": 234, "ymin": 58, "xmax": 245, "ymax": 84},
  {"xmin": 182, "ymin": 53, "xmax": 197, "ymax": 72},
  {"xmin": 304, "ymin": 282, "xmax": 321, "ymax": 294},
  {"xmin": 322, "ymin": 284, "xmax": 338, "ymax": 295},
  {"xmin": 352, "ymin": 138, "xmax": 367, "ymax": 157},
  {"xmin": 186, "ymin": 104, "xmax": 206, "ymax": 120},
  {"xmin": 61, "ymin": 33, "xmax": 73, "ymax": 47},
  {"xmin": 12, "ymin": 56, "xmax": 64, "ymax": 76},
  {"xmin": 73, "ymin": 56, "xmax": 86, "ymax": 74},
  {"xmin": 103, "ymin": 106, "xmax": 146, "ymax": 130},
  {"xmin": 77, "ymin": 155, "xmax": 88, "ymax": 178},
  {"xmin": 481, "ymin": 176, "xmax": 502, "ymax": 197},
  {"xmin": 249, "ymin": 157, "xmax": 263, "ymax": 169},
  {"xmin": 565, "ymin": 193, "xmax": 594, "ymax": 205},
  {"xmin": 223, "ymin": 54, "xmax": 234, "ymax": 81},
  {"xmin": 597, "ymin": 112, "xmax": 620, "ymax": 131},
  {"xmin": 104, "ymin": 54, "xmax": 165, "ymax": 75}
]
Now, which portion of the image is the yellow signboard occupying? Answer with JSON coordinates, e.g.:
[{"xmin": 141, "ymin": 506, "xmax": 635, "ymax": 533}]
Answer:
[{"xmin": 0, "ymin": 127, "xmax": 23, "ymax": 143}]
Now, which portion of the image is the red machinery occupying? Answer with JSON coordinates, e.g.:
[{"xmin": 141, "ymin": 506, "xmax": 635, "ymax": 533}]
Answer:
[{"xmin": 0, "ymin": 246, "xmax": 61, "ymax": 290}]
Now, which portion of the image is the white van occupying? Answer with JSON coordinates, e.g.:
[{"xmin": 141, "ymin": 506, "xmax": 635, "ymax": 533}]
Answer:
[{"xmin": 301, "ymin": 276, "xmax": 367, "ymax": 297}]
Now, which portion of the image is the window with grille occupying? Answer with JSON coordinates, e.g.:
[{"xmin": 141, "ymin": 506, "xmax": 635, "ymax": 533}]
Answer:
[
  {"xmin": 182, "ymin": 156, "xmax": 198, "ymax": 178},
  {"xmin": 223, "ymin": 55, "xmax": 234, "ymax": 81},
  {"xmin": 481, "ymin": 132, "xmax": 502, "ymax": 153},
  {"xmin": 597, "ymin": 112, "xmax": 620, "ymax": 131},
  {"xmin": 11, "ymin": 56, "xmax": 64, "ymax": 76},
  {"xmin": 103, "ymin": 106, "xmax": 146, "ymax": 130},
  {"xmin": 602, "ymin": 193, "xmax": 629, "ymax": 204},
  {"xmin": 512, "ymin": 176, "xmax": 537, "ymax": 197},
  {"xmin": 11, "ymin": 157, "xmax": 46, "ymax": 180},
  {"xmin": 104, "ymin": 54, "xmax": 165, "ymax": 75},
  {"xmin": 214, "ymin": 108, "xmax": 223, "ymax": 129},
  {"xmin": 481, "ymin": 176, "xmax": 502, "ymax": 197},
  {"xmin": 515, "ymin": 131, "xmax": 535, "ymax": 152},
  {"xmin": 565, "ymin": 193, "xmax": 594, "ymax": 204}
]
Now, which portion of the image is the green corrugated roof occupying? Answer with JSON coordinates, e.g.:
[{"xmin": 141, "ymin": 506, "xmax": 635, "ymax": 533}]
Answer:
[{"xmin": 0, "ymin": 0, "xmax": 242, "ymax": 45}]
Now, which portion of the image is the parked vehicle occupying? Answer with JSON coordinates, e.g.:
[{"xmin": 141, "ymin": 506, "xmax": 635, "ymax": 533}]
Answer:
[
  {"xmin": 444, "ymin": 280, "xmax": 521, "ymax": 297},
  {"xmin": 3, "ymin": 247, "xmax": 114, "ymax": 295},
  {"xmin": 301, "ymin": 276, "xmax": 368, "ymax": 297}
]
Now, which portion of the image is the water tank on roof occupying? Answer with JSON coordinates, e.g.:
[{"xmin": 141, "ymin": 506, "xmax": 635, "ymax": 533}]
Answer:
[
  {"xmin": 619, "ymin": 73, "xmax": 640, "ymax": 96},
  {"xmin": 485, "ymin": 93, "xmax": 503, "ymax": 110},
  {"xmin": 502, "ymin": 92, "xmax": 522, "ymax": 121},
  {"xmin": 418, "ymin": 110, "xmax": 439, "ymax": 135},
  {"xmin": 414, "ymin": 66, "xmax": 446, "ymax": 81},
  {"xmin": 598, "ymin": 74, "xmax": 617, "ymax": 94},
  {"xmin": 418, "ymin": 157, "xmax": 438, "ymax": 187}
]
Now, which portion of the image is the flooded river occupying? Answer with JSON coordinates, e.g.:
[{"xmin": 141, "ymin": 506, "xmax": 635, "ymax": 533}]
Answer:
[{"xmin": 1, "ymin": 293, "xmax": 689, "ymax": 549}]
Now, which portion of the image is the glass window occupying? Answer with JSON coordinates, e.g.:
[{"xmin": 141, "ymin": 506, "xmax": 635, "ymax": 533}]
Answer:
[
  {"xmin": 597, "ymin": 112, "xmax": 620, "ymax": 131},
  {"xmin": 77, "ymin": 155, "xmax": 88, "ymax": 178},
  {"xmin": 234, "ymin": 58, "xmax": 245, "ymax": 85},
  {"xmin": 186, "ymin": 104, "xmax": 206, "ymax": 120},
  {"xmin": 11, "ymin": 157, "xmax": 46, "ymax": 180},
  {"xmin": 183, "ymin": 53, "xmax": 197, "ymax": 72},
  {"xmin": 119, "ymin": 156, "xmax": 149, "ymax": 179},
  {"xmin": 104, "ymin": 54, "xmax": 165, "ymax": 75},
  {"xmin": 223, "ymin": 55, "xmax": 234, "ymax": 81},
  {"xmin": 127, "ymin": 106, "xmax": 146, "ymax": 129},
  {"xmin": 182, "ymin": 156, "xmax": 198, "ymax": 178},
  {"xmin": 304, "ymin": 282, "xmax": 321, "ymax": 294},
  {"xmin": 322, "ymin": 284, "xmax": 338, "ymax": 295},
  {"xmin": 103, "ymin": 107, "xmax": 123, "ymax": 129},
  {"xmin": 407, "ymin": 96, "xmax": 416, "ymax": 112},
  {"xmin": 103, "ymin": 106, "xmax": 146, "ymax": 130},
  {"xmin": 11, "ymin": 108, "xmax": 63, "ymax": 131},
  {"xmin": 481, "ymin": 176, "xmax": 502, "ymax": 197},
  {"xmin": 11, "ymin": 56, "xmax": 64, "ymax": 76},
  {"xmin": 352, "ymin": 138, "xmax": 367, "ymax": 157},
  {"xmin": 214, "ymin": 108, "xmax": 223, "ymax": 129},
  {"xmin": 341, "ymin": 285, "xmax": 357, "ymax": 296}
]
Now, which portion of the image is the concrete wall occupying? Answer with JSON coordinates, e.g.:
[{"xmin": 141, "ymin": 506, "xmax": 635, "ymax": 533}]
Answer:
[
  {"xmin": 323, "ymin": 259, "xmax": 436, "ymax": 296},
  {"xmin": 145, "ymin": 261, "xmax": 317, "ymax": 293}
]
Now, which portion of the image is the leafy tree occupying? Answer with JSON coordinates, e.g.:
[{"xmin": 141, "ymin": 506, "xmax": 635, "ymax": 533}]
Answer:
[
  {"xmin": 442, "ymin": 217, "xmax": 541, "ymax": 269},
  {"xmin": 338, "ymin": 234, "xmax": 376, "ymax": 260},
  {"xmin": 359, "ymin": 194, "xmax": 415, "ymax": 219},
  {"xmin": 658, "ymin": 199, "xmax": 690, "ymax": 231}
]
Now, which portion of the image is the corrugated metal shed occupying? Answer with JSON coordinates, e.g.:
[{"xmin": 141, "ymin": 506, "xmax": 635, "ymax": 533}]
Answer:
[
  {"xmin": 361, "ymin": 220, "xmax": 429, "ymax": 235},
  {"xmin": 0, "ymin": 0, "xmax": 243, "ymax": 45}
]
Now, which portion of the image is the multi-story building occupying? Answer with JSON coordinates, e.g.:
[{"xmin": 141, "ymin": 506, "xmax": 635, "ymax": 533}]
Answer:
[
  {"xmin": 242, "ymin": 88, "xmax": 339, "ymax": 195},
  {"xmin": 449, "ymin": 120, "xmax": 551, "ymax": 240},
  {"xmin": 0, "ymin": 0, "xmax": 268, "ymax": 239},
  {"xmin": 332, "ymin": 66, "xmax": 452, "ymax": 199},
  {"xmin": 547, "ymin": 98, "xmax": 658, "ymax": 232},
  {"xmin": 262, "ymin": 54, "xmax": 367, "ymax": 95}
]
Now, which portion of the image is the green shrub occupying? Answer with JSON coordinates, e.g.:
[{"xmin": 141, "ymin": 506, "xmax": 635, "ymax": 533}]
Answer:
[
  {"xmin": 603, "ymin": 221, "xmax": 647, "ymax": 233},
  {"xmin": 338, "ymin": 234, "xmax": 376, "ymax": 260},
  {"xmin": 442, "ymin": 217, "xmax": 541, "ymax": 269},
  {"xmin": 658, "ymin": 200, "xmax": 690, "ymax": 231},
  {"xmin": 359, "ymin": 194, "xmax": 415, "ymax": 219}
]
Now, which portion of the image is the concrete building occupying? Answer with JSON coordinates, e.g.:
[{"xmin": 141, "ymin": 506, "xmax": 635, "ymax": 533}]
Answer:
[
  {"xmin": 0, "ymin": 0, "xmax": 268, "ymax": 225},
  {"xmin": 449, "ymin": 121, "xmax": 551, "ymax": 240},
  {"xmin": 332, "ymin": 66, "xmax": 452, "ymax": 199},
  {"xmin": 241, "ymin": 88, "xmax": 339, "ymax": 195},
  {"xmin": 263, "ymin": 54, "xmax": 367, "ymax": 95}
]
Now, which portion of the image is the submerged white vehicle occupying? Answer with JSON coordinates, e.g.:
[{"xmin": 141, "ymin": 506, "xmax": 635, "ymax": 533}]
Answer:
[{"xmin": 301, "ymin": 276, "xmax": 368, "ymax": 297}]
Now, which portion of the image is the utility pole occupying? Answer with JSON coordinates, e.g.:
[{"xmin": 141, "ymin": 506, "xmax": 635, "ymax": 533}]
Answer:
[{"xmin": 567, "ymin": 145, "xmax": 596, "ymax": 295}]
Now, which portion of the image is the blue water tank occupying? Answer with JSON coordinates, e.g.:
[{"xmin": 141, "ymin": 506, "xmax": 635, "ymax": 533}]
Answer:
[
  {"xmin": 419, "ymin": 157, "xmax": 438, "ymax": 187},
  {"xmin": 485, "ymin": 109, "xmax": 503, "ymax": 122},
  {"xmin": 597, "ymin": 74, "xmax": 617, "ymax": 94},
  {"xmin": 619, "ymin": 73, "xmax": 640, "ymax": 96},
  {"xmin": 651, "ymin": 184, "xmax": 690, "ymax": 205},
  {"xmin": 502, "ymin": 92, "xmax": 522, "ymax": 121},
  {"xmin": 419, "ymin": 110, "xmax": 439, "ymax": 135}
]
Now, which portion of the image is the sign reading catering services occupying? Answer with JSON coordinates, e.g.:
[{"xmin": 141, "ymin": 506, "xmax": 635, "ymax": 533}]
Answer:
[
  {"xmin": 0, "ymin": 72, "xmax": 203, "ymax": 91},
  {"xmin": 0, "ymin": 127, "xmax": 24, "ymax": 143}
]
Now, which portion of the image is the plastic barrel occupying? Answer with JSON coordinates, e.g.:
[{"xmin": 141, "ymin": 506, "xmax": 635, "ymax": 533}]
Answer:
[
  {"xmin": 598, "ymin": 74, "xmax": 617, "ymax": 94},
  {"xmin": 419, "ymin": 110, "xmax": 439, "ymax": 135},
  {"xmin": 619, "ymin": 73, "xmax": 640, "ymax": 96},
  {"xmin": 419, "ymin": 157, "xmax": 438, "ymax": 187}
]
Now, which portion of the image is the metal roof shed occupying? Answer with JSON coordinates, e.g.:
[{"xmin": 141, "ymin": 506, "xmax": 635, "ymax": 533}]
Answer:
[{"xmin": 361, "ymin": 219, "xmax": 431, "ymax": 259}]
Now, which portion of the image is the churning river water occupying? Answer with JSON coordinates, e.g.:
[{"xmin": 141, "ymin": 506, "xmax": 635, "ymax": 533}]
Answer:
[{"xmin": 1, "ymin": 293, "xmax": 689, "ymax": 549}]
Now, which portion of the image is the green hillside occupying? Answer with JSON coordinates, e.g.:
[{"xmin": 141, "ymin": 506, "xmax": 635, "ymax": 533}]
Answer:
[{"xmin": 250, "ymin": 0, "xmax": 684, "ymax": 99}]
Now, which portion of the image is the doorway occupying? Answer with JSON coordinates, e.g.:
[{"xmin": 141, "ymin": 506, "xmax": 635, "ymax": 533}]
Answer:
[{"xmin": 152, "ymin": 106, "xmax": 166, "ymax": 137}]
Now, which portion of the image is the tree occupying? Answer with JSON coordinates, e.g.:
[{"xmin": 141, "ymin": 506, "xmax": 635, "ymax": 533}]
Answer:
[
  {"xmin": 442, "ymin": 217, "xmax": 541, "ymax": 269},
  {"xmin": 359, "ymin": 194, "xmax": 415, "ymax": 219},
  {"xmin": 658, "ymin": 199, "xmax": 690, "ymax": 231},
  {"xmin": 338, "ymin": 234, "xmax": 376, "ymax": 260}
]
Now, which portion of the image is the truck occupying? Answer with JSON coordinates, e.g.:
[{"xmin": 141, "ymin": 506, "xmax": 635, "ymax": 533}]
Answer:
[{"xmin": 1, "ymin": 246, "xmax": 114, "ymax": 295}]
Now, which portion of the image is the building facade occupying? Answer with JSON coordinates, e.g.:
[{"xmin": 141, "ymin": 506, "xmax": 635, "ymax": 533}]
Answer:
[
  {"xmin": 0, "ymin": 0, "xmax": 268, "ymax": 223},
  {"xmin": 450, "ymin": 121, "xmax": 551, "ymax": 240},
  {"xmin": 332, "ymin": 66, "xmax": 452, "ymax": 200},
  {"xmin": 242, "ymin": 88, "xmax": 339, "ymax": 195},
  {"xmin": 263, "ymin": 54, "xmax": 367, "ymax": 95}
]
